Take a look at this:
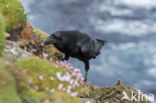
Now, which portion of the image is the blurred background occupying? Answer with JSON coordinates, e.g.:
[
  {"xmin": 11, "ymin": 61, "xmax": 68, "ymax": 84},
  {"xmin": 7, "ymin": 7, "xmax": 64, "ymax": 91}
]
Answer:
[{"xmin": 20, "ymin": 0, "xmax": 156, "ymax": 100}]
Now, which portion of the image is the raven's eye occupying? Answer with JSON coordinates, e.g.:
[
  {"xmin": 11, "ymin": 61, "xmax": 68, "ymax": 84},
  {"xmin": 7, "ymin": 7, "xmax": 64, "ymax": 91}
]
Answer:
[{"xmin": 51, "ymin": 34, "xmax": 62, "ymax": 40}]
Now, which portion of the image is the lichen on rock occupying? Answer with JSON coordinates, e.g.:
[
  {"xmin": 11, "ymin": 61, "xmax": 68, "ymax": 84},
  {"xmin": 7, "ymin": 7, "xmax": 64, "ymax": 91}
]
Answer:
[
  {"xmin": 0, "ymin": 13, "xmax": 6, "ymax": 56},
  {"xmin": 3, "ymin": 40, "xmax": 31, "ymax": 59}
]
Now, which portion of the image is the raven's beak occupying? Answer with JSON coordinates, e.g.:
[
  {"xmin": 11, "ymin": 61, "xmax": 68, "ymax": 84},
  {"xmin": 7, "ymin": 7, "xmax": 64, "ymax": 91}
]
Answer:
[
  {"xmin": 43, "ymin": 40, "xmax": 49, "ymax": 45},
  {"xmin": 43, "ymin": 37, "xmax": 56, "ymax": 45}
]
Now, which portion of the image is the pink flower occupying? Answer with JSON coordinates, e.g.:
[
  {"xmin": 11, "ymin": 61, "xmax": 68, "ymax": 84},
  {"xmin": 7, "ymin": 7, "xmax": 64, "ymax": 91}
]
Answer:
[
  {"xmin": 58, "ymin": 84, "xmax": 63, "ymax": 90},
  {"xmin": 72, "ymin": 85, "xmax": 76, "ymax": 89},
  {"xmin": 55, "ymin": 64, "xmax": 59, "ymax": 68},
  {"xmin": 63, "ymin": 75, "xmax": 70, "ymax": 81},
  {"xmin": 43, "ymin": 53, "xmax": 48, "ymax": 58},
  {"xmin": 74, "ymin": 68, "xmax": 80, "ymax": 73},
  {"xmin": 50, "ymin": 77, "xmax": 54, "ymax": 81},
  {"xmin": 49, "ymin": 58, "xmax": 53, "ymax": 61},
  {"xmin": 50, "ymin": 88, "xmax": 55, "ymax": 93},
  {"xmin": 56, "ymin": 72, "xmax": 61, "ymax": 78},
  {"xmin": 72, "ymin": 72, "xmax": 76, "ymax": 76},
  {"xmin": 56, "ymin": 61, "xmax": 59, "ymax": 64},
  {"xmin": 38, "ymin": 75, "xmax": 44, "ymax": 80},
  {"xmin": 67, "ymin": 85, "xmax": 72, "ymax": 89},
  {"xmin": 64, "ymin": 61, "xmax": 67, "ymax": 64},
  {"xmin": 65, "ymin": 65, "xmax": 70, "ymax": 69},
  {"xmin": 67, "ymin": 88, "xmax": 71, "ymax": 93},
  {"xmin": 80, "ymin": 77, "xmax": 84, "ymax": 81},
  {"xmin": 59, "ymin": 61, "xmax": 65, "ymax": 67},
  {"xmin": 70, "ymin": 79, "xmax": 74, "ymax": 85},
  {"xmin": 71, "ymin": 92, "xmax": 78, "ymax": 97},
  {"xmin": 62, "ymin": 88, "xmax": 66, "ymax": 91},
  {"xmin": 74, "ymin": 80, "xmax": 79, "ymax": 87}
]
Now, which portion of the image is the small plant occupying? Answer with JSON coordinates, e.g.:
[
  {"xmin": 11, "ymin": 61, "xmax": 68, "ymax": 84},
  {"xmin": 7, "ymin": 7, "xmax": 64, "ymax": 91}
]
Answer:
[{"xmin": 0, "ymin": 13, "xmax": 6, "ymax": 56}]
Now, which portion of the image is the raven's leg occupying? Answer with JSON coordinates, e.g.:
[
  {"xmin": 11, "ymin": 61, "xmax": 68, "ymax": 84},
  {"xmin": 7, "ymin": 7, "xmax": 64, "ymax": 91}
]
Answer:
[
  {"xmin": 61, "ymin": 54, "xmax": 69, "ymax": 61},
  {"xmin": 84, "ymin": 60, "xmax": 89, "ymax": 82},
  {"xmin": 64, "ymin": 54, "xmax": 69, "ymax": 60}
]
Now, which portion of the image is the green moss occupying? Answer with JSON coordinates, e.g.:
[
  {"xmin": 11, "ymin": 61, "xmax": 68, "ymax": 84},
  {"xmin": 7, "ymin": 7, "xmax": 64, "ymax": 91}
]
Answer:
[
  {"xmin": 0, "ymin": 13, "xmax": 6, "ymax": 56},
  {"xmin": 33, "ymin": 28, "xmax": 48, "ymax": 40},
  {"xmin": 43, "ymin": 45, "xmax": 63, "ymax": 60},
  {"xmin": 0, "ymin": 59, "xmax": 21, "ymax": 103},
  {"xmin": 15, "ymin": 57, "xmax": 83, "ymax": 103},
  {"xmin": 0, "ymin": 0, "xmax": 27, "ymax": 32}
]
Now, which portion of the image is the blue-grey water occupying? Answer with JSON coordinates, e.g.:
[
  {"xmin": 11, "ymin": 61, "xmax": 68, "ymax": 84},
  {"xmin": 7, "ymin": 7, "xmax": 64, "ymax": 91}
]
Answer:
[{"xmin": 20, "ymin": 0, "xmax": 156, "ymax": 101}]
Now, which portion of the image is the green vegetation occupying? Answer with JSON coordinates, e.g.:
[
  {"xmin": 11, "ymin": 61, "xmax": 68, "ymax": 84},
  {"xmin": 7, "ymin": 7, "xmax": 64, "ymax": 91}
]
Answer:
[
  {"xmin": 15, "ymin": 57, "xmax": 83, "ymax": 103},
  {"xmin": 0, "ymin": 13, "xmax": 6, "ymax": 56},
  {"xmin": 0, "ymin": 59, "xmax": 21, "ymax": 103},
  {"xmin": 33, "ymin": 28, "xmax": 49, "ymax": 40},
  {"xmin": 0, "ymin": 0, "xmax": 27, "ymax": 32}
]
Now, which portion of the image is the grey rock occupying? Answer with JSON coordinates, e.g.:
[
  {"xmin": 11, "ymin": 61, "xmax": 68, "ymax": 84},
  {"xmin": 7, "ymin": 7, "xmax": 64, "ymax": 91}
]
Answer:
[
  {"xmin": 3, "ymin": 40, "xmax": 31, "ymax": 59},
  {"xmin": 80, "ymin": 98, "xmax": 96, "ymax": 103}
]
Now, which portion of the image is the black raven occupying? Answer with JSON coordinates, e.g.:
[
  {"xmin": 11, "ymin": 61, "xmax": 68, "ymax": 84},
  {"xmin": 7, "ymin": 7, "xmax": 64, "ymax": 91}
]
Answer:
[{"xmin": 44, "ymin": 30, "xmax": 107, "ymax": 81}]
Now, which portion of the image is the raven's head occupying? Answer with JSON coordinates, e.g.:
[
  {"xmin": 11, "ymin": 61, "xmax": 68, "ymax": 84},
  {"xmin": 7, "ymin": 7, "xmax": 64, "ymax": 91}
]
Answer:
[
  {"xmin": 44, "ymin": 34, "xmax": 57, "ymax": 45},
  {"xmin": 96, "ymin": 39, "xmax": 108, "ymax": 46}
]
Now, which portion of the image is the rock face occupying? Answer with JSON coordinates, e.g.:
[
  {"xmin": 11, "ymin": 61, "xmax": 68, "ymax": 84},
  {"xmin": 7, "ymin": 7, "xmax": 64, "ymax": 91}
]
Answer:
[{"xmin": 3, "ymin": 40, "xmax": 31, "ymax": 59}]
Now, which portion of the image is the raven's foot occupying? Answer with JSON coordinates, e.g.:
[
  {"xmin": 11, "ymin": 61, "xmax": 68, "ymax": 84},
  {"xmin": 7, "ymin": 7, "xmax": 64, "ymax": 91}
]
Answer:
[{"xmin": 84, "ymin": 77, "xmax": 88, "ymax": 82}]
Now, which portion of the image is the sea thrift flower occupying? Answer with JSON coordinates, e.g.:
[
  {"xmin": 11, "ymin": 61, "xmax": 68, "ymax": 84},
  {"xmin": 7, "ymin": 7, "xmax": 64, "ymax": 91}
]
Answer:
[
  {"xmin": 38, "ymin": 75, "xmax": 44, "ymax": 80},
  {"xmin": 50, "ymin": 88, "xmax": 55, "ymax": 93},
  {"xmin": 56, "ymin": 72, "xmax": 61, "ymax": 79},
  {"xmin": 56, "ymin": 61, "xmax": 59, "ymax": 64},
  {"xmin": 63, "ymin": 75, "xmax": 70, "ymax": 81},
  {"xmin": 59, "ymin": 61, "xmax": 65, "ymax": 67},
  {"xmin": 50, "ymin": 77, "xmax": 54, "ymax": 81},
  {"xmin": 49, "ymin": 58, "xmax": 53, "ymax": 62},
  {"xmin": 74, "ymin": 80, "xmax": 79, "ymax": 87},
  {"xmin": 58, "ymin": 84, "xmax": 63, "ymax": 90},
  {"xmin": 72, "ymin": 72, "xmax": 76, "ymax": 76},
  {"xmin": 67, "ymin": 86, "xmax": 72, "ymax": 93},
  {"xmin": 71, "ymin": 92, "xmax": 78, "ymax": 97},
  {"xmin": 65, "ymin": 64, "xmax": 70, "ymax": 69},
  {"xmin": 66, "ymin": 72, "xmax": 71, "ymax": 77},
  {"xmin": 72, "ymin": 85, "xmax": 76, "ymax": 89},
  {"xmin": 55, "ymin": 64, "xmax": 59, "ymax": 68},
  {"xmin": 70, "ymin": 79, "xmax": 74, "ymax": 85},
  {"xmin": 64, "ymin": 61, "xmax": 67, "ymax": 64},
  {"xmin": 43, "ymin": 53, "xmax": 48, "ymax": 58},
  {"xmin": 74, "ymin": 68, "xmax": 80, "ymax": 73},
  {"xmin": 62, "ymin": 88, "xmax": 66, "ymax": 91}
]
